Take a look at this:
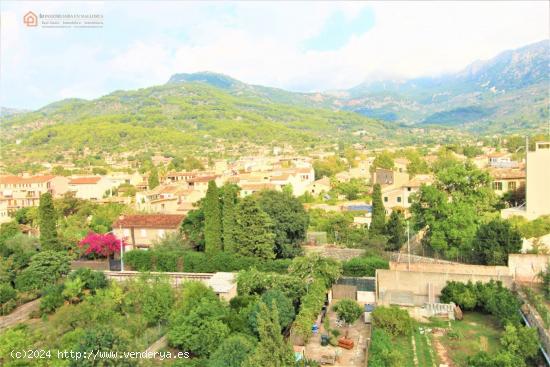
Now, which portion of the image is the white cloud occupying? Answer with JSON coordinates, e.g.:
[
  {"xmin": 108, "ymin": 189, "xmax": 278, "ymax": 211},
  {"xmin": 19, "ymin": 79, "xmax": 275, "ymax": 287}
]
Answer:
[{"xmin": 1, "ymin": 1, "xmax": 548, "ymax": 109}]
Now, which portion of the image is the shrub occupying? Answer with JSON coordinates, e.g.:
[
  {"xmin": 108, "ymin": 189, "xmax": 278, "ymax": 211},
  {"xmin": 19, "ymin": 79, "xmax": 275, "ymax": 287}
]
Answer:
[
  {"xmin": 248, "ymin": 290, "xmax": 295, "ymax": 333},
  {"xmin": 0, "ymin": 283, "xmax": 16, "ymax": 304},
  {"xmin": 342, "ymin": 256, "xmax": 388, "ymax": 277},
  {"xmin": 368, "ymin": 329, "xmax": 404, "ymax": 367},
  {"xmin": 40, "ymin": 284, "xmax": 65, "ymax": 315},
  {"xmin": 292, "ymin": 279, "xmax": 327, "ymax": 342},
  {"xmin": 15, "ymin": 251, "xmax": 71, "ymax": 291},
  {"xmin": 68, "ymin": 268, "xmax": 108, "ymax": 293},
  {"xmin": 332, "ymin": 299, "xmax": 363, "ymax": 325},
  {"xmin": 371, "ymin": 306, "xmax": 413, "ymax": 336}
]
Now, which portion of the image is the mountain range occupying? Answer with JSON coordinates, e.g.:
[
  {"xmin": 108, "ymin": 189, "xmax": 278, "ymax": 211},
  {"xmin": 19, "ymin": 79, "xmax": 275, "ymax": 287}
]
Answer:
[{"xmin": 0, "ymin": 40, "xmax": 548, "ymax": 167}]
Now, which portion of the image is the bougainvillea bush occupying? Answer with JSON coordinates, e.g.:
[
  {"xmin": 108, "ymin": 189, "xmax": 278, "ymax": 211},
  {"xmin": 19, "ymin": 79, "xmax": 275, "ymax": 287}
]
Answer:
[{"xmin": 78, "ymin": 232, "xmax": 125, "ymax": 259}]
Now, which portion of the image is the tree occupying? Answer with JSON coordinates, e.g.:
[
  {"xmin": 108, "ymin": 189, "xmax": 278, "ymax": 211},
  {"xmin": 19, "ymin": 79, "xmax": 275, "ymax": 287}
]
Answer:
[
  {"xmin": 248, "ymin": 290, "xmax": 295, "ymax": 333},
  {"xmin": 78, "ymin": 232, "xmax": 124, "ymax": 259},
  {"xmin": 473, "ymin": 219, "xmax": 522, "ymax": 265},
  {"xmin": 242, "ymin": 302, "xmax": 295, "ymax": 367},
  {"xmin": 180, "ymin": 207, "xmax": 205, "ymax": 251},
  {"xmin": 385, "ymin": 210, "xmax": 406, "ymax": 251},
  {"xmin": 372, "ymin": 152, "xmax": 394, "ymax": 170},
  {"xmin": 148, "ymin": 166, "xmax": 159, "ymax": 189},
  {"xmin": 39, "ymin": 192, "xmax": 59, "ymax": 251},
  {"xmin": 333, "ymin": 299, "xmax": 363, "ymax": 324},
  {"xmin": 257, "ymin": 190, "xmax": 309, "ymax": 258},
  {"xmin": 371, "ymin": 306, "xmax": 413, "ymax": 336},
  {"xmin": 72, "ymin": 326, "xmax": 134, "ymax": 367},
  {"xmin": 168, "ymin": 298, "xmax": 229, "ymax": 357},
  {"xmin": 15, "ymin": 251, "xmax": 71, "ymax": 291},
  {"xmin": 370, "ymin": 184, "xmax": 385, "ymax": 236},
  {"xmin": 0, "ymin": 221, "xmax": 21, "ymax": 249},
  {"xmin": 208, "ymin": 335, "xmax": 256, "ymax": 367},
  {"xmin": 500, "ymin": 323, "xmax": 539, "ymax": 360},
  {"xmin": 125, "ymin": 277, "xmax": 175, "ymax": 326},
  {"xmin": 204, "ymin": 181, "xmax": 222, "ymax": 255},
  {"xmin": 288, "ymin": 253, "xmax": 342, "ymax": 287},
  {"xmin": 221, "ymin": 184, "xmax": 238, "ymax": 253},
  {"xmin": 234, "ymin": 196, "xmax": 276, "ymax": 260}
]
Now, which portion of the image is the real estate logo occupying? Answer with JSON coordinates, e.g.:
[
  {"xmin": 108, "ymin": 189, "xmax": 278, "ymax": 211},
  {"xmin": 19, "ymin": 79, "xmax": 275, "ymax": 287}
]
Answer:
[{"xmin": 23, "ymin": 11, "xmax": 38, "ymax": 27}]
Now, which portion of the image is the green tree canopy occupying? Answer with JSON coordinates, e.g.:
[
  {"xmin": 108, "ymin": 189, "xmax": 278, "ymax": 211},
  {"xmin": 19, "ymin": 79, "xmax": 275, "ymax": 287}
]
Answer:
[
  {"xmin": 242, "ymin": 302, "xmax": 294, "ymax": 367},
  {"xmin": 39, "ymin": 192, "xmax": 60, "ymax": 251},
  {"xmin": 385, "ymin": 210, "xmax": 406, "ymax": 251},
  {"xmin": 204, "ymin": 181, "xmax": 222, "ymax": 255},
  {"xmin": 473, "ymin": 219, "xmax": 522, "ymax": 265},
  {"xmin": 234, "ymin": 196, "xmax": 275, "ymax": 260},
  {"xmin": 370, "ymin": 183, "xmax": 386, "ymax": 236},
  {"xmin": 256, "ymin": 190, "xmax": 309, "ymax": 258}
]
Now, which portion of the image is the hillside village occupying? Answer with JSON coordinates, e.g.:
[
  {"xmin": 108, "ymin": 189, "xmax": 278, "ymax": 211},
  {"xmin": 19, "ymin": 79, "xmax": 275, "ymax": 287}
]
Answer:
[
  {"xmin": 1, "ymin": 3, "xmax": 549, "ymax": 365},
  {"xmin": 0, "ymin": 135, "xmax": 549, "ymax": 367}
]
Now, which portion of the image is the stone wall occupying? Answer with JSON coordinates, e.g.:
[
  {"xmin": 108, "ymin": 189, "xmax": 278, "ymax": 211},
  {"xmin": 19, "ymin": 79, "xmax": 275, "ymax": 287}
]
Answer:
[
  {"xmin": 389, "ymin": 261, "xmax": 509, "ymax": 277},
  {"xmin": 376, "ymin": 269, "xmax": 513, "ymax": 306},
  {"xmin": 508, "ymin": 254, "xmax": 549, "ymax": 282}
]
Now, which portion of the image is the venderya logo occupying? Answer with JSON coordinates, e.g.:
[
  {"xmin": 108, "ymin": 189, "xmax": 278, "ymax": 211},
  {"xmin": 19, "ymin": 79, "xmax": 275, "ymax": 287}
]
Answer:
[{"xmin": 23, "ymin": 11, "xmax": 38, "ymax": 27}]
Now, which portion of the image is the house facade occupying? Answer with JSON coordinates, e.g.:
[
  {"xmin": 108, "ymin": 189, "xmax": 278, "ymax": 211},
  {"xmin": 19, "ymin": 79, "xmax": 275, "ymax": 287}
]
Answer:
[{"xmin": 112, "ymin": 214, "xmax": 186, "ymax": 250}]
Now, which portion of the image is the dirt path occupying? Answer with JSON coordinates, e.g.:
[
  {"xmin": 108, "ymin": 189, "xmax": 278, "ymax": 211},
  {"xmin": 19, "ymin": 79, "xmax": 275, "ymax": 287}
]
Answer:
[
  {"xmin": 0, "ymin": 299, "xmax": 40, "ymax": 330},
  {"xmin": 431, "ymin": 331, "xmax": 453, "ymax": 367},
  {"xmin": 145, "ymin": 335, "xmax": 167, "ymax": 353}
]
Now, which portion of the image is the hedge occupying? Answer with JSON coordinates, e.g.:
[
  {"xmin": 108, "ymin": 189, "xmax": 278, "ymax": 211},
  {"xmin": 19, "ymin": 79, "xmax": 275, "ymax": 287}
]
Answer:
[
  {"xmin": 342, "ymin": 256, "xmax": 389, "ymax": 277},
  {"xmin": 124, "ymin": 250, "xmax": 291, "ymax": 274},
  {"xmin": 292, "ymin": 278, "xmax": 327, "ymax": 342}
]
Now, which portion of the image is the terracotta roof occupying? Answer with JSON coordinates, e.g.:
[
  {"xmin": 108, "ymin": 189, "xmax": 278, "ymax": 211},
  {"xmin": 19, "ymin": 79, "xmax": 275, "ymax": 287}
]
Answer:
[
  {"xmin": 113, "ymin": 214, "xmax": 185, "ymax": 228},
  {"xmin": 0, "ymin": 175, "xmax": 56, "ymax": 184},
  {"xmin": 240, "ymin": 183, "xmax": 276, "ymax": 191},
  {"xmin": 188, "ymin": 175, "xmax": 217, "ymax": 183},
  {"xmin": 270, "ymin": 174, "xmax": 290, "ymax": 181},
  {"xmin": 69, "ymin": 176, "xmax": 102, "ymax": 184},
  {"xmin": 490, "ymin": 168, "xmax": 526, "ymax": 180}
]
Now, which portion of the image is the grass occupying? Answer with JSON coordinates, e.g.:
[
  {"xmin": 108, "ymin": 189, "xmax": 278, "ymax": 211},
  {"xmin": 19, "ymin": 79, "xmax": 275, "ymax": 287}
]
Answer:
[
  {"xmin": 414, "ymin": 327, "xmax": 436, "ymax": 367},
  {"xmin": 393, "ymin": 334, "xmax": 415, "ymax": 367},
  {"xmin": 427, "ymin": 312, "xmax": 503, "ymax": 367}
]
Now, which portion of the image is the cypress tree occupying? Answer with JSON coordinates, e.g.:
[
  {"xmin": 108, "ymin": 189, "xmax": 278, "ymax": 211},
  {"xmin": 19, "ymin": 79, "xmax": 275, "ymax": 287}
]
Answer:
[
  {"xmin": 221, "ymin": 184, "xmax": 237, "ymax": 253},
  {"xmin": 385, "ymin": 210, "xmax": 406, "ymax": 251},
  {"xmin": 148, "ymin": 166, "xmax": 159, "ymax": 189},
  {"xmin": 242, "ymin": 301, "xmax": 295, "ymax": 367},
  {"xmin": 370, "ymin": 183, "xmax": 386, "ymax": 236},
  {"xmin": 39, "ymin": 192, "xmax": 59, "ymax": 251},
  {"xmin": 204, "ymin": 180, "xmax": 222, "ymax": 255}
]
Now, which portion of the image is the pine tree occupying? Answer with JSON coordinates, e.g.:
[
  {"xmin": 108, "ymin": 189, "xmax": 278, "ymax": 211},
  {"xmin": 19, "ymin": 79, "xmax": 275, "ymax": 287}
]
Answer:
[
  {"xmin": 370, "ymin": 183, "xmax": 386, "ymax": 236},
  {"xmin": 221, "ymin": 184, "xmax": 238, "ymax": 253},
  {"xmin": 234, "ymin": 196, "xmax": 275, "ymax": 260},
  {"xmin": 39, "ymin": 192, "xmax": 59, "ymax": 251},
  {"xmin": 243, "ymin": 301, "xmax": 295, "ymax": 367},
  {"xmin": 148, "ymin": 166, "xmax": 159, "ymax": 189},
  {"xmin": 204, "ymin": 180, "xmax": 222, "ymax": 255},
  {"xmin": 385, "ymin": 210, "xmax": 406, "ymax": 251}
]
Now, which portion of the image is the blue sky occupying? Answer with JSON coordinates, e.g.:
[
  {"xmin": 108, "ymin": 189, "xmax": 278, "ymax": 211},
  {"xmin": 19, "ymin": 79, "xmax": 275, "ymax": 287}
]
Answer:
[{"xmin": 1, "ymin": 1, "xmax": 548, "ymax": 110}]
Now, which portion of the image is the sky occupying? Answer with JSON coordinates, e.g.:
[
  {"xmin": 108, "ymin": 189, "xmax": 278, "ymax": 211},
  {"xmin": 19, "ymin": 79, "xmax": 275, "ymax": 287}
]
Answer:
[{"xmin": 1, "ymin": 1, "xmax": 548, "ymax": 110}]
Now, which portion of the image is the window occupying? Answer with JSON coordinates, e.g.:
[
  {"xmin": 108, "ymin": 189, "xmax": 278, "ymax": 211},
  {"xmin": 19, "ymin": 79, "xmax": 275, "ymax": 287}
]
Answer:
[
  {"xmin": 407, "ymin": 187, "xmax": 411, "ymax": 191},
  {"xmin": 508, "ymin": 181, "xmax": 516, "ymax": 191},
  {"xmin": 492, "ymin": 181, "xmax": 503, "ymax": 190},
  {"xmin": 140, "ymin": 229, "xmax": 147, "ymax": 238},
  {"xmin": 158, "ymin": 229, "xmax": 165, "ymax": 238},
  {"xmin": 397, "ymin": 197, "xmax": 402, "ymax": 203},
  {"xmin": 408, "ymin": 197, "xmax": 412, "ymax": 204},
  {"xmin": 384, "ymin": 197, "xmax": 388, "ymax": 202}
]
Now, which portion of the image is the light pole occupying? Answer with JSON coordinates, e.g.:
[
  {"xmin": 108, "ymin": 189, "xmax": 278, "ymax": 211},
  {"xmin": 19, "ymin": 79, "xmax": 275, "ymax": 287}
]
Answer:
[
  {"xmin": 119, "ymin": 214, "xmax": 125, "ymax": 272},
  {"xmin": 407, "ymin": 220, "xmax": 410, "ymax": 271}
]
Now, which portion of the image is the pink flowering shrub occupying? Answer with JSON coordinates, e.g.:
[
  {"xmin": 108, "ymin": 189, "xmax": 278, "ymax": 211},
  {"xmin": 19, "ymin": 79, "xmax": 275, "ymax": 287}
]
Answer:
[{"xmin": 79, "ymin": 232, "xmax": 125, "ymax": 258}]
